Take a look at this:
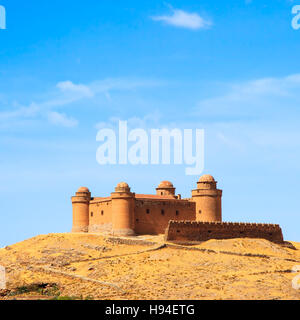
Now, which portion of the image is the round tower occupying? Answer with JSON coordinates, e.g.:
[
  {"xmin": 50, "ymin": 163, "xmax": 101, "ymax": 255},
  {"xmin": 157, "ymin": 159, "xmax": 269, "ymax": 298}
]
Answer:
[
  {"xmin": 156, "ymin": 181, "xmax": 176, "ymax": 196},
  {"xmin": 71, "ymin": 187, "xmax": 91, "ymax": 232},
  {"xmin": 191, "ymin": 175, "xmax": 222, "ymax": 222},
  {"xmin": 111, "ymin": 182, "xmax": 135, "ymax": 236}
]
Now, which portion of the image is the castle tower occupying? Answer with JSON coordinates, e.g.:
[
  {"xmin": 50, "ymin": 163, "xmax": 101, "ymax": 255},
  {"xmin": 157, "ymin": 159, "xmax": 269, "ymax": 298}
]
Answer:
[
  {"xmin": 191, "ymin": 175, "xmax": 222, "ymax": 222},
  {"xmin": 156, "ymin": 181, "xmax": 176, "ymax": 196},
  {"xmin": 71, "ymin": 187, "xmax": 91, "ymax": 232},
  {"xmin": 111, "ymin": 182, "xmax": 135, "ymax": 236}
]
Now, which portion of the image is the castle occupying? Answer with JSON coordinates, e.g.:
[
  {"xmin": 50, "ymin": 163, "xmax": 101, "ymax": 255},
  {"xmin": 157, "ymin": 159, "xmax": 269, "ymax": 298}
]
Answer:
[{"xmin": 71, "ymin": 174, "xmax": 284, "ymax": 243}]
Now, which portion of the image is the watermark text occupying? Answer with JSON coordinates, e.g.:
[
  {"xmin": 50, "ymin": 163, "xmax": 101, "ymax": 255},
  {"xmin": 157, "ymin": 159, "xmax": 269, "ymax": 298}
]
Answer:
[
  {"xmin": 0, "ymin": 265, "xmax": 6, "ymax": 290},
  {"xmin": 0, "ymin": 5, "xmax": 6, "ymax": 30},
  {"xmin": 96, "ymin": 121, "xmax": 204, "ymax": 176},
  {"xmin": 292, "ymin": 5, "xmax": 300, "ymax": 30},
  {"xmin": 292, "ymin": 265, "xmax": 300, "ymax": 290}
]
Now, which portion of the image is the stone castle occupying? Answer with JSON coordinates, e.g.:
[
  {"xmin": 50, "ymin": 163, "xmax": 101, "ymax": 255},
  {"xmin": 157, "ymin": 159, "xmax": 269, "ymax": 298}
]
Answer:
[{"xmin": 71, "ymin": 174, "xmax": 284, "ymax": 243}]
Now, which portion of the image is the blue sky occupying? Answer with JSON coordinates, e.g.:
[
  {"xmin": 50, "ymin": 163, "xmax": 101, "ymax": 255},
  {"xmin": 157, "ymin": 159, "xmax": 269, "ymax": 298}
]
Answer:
[{"xmin": 0, "ymin": 0, "xmax": 300, "ymax": 246}]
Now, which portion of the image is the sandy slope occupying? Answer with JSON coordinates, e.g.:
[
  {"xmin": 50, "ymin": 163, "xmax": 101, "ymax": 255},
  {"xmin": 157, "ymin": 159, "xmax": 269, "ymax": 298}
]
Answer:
[{"xmin": 0, "ymin": 233, "xmax": 300, "ymax": 300}]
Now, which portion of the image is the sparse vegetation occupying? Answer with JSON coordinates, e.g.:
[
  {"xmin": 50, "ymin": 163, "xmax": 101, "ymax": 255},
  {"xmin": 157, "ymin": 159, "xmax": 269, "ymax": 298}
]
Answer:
[
  {"xmin": 51, "ymin": 296, "xmax": 80, "ymax": 300},
  {"xmin": 8, "ymin": 283, "xmax": 60, "ymax": 297}
]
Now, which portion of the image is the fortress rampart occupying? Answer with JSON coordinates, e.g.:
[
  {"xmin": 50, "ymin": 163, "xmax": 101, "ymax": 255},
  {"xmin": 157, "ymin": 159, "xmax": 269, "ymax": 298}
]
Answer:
[
  {"xmin": 165, "ymin": 220, "xmax": 284, "ymax": 244},
  {"xmin": 71, "ymin": 175, "xmax": 284, "ymax": 243}
]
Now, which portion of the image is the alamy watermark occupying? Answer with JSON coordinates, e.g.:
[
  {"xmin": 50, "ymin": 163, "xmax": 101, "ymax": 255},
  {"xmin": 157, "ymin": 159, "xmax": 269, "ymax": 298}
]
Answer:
[
  {"xmin": 292, "ymin": 5, "xmax": 300, "ymax": 30},
  {"xmin": 0, "ymin": 265, "xmax": 6, "ymax": 290},
  {"xmin": 96, "ymin": 121, "xmax": 204, "ymax": 176},
  {"xmin": 0, "ymin": 5, "xmax": 6, "ymax": 30},
  {"xmin": 292, "ymin": 265, "xmax": 300, "ymax": 290}
]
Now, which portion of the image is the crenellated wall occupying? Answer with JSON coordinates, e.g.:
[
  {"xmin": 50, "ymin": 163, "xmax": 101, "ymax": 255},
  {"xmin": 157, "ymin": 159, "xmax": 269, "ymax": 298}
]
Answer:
[{"xmin": 165, "ymin": 220, "xmax": 284, "ymax": 244}]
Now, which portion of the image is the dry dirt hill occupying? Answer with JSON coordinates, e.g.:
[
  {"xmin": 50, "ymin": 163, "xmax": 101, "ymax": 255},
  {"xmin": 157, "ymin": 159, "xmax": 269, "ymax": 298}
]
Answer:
[{"xmin": 0, "ymin": 233, "xmax": 300, "ymax": 300}]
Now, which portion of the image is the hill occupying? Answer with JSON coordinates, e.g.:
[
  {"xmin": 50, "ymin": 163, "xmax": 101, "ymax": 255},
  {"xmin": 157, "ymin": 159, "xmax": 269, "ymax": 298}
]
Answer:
[{"xmin": 0, "ymin": 233, "xmax": 300, "ymax": 300}]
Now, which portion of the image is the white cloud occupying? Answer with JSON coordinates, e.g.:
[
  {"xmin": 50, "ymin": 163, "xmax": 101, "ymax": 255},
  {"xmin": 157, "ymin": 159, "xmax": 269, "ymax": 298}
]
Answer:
[
  {"xmin": 57, "ymin": 81, "xmax": 94, "ymax": 98},
  {"xmin": 47, "ymin": 111, "xmax": 78, "ymax": 128},
  {"xmin": 43, "ymin": 78, "xmax": 163, "ymax": 109},
  {"xmin": 151, "ymin": 9, "xmax": 212, "ymax": 30},
  {"xmin": 95, "ymin": 112, "xmax": 162, "ymax": 131},
  {"xmin": 195, "ymin": 74, "xmax": 300, "ymax": 120},
  {"xmin": 188, "ymin": 74, "xmax": 300, "ymax": 159},
  {"xmin": 90, "ymin": 78, "xmax": 164, "ymax": 94},
  {"xmin": 0, "ymin": 103, "xmax": 40, "ymax": 120},
  {"xmin": 0, "ymin": 78, "xmax": 163, "ymax": 129}
]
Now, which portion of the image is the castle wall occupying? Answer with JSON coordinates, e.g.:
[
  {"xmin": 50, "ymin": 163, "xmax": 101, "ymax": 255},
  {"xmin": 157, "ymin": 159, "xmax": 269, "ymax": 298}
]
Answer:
[
  {"xmin": 88, "ymin": 200, "xmax": 112, "ymax": 233},
  {"xmin": 134, "ymin": 200, "xmax": 196, "ymax": 235},
  {"xmin": 165, "ymin": 221, "xmax": 284, "ymax": 244}
]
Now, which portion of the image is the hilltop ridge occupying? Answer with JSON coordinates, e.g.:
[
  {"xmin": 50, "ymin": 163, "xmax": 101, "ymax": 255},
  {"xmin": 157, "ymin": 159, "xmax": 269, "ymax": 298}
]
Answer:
[{"xmin": 0, "ymin": 233, "xmax": 300, "ymax": 300}]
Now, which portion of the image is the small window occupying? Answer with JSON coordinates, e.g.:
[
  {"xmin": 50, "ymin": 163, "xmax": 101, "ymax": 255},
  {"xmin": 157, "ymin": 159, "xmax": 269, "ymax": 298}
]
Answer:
[
  {"xmin": 146, "ymin": 209, "xmax": 150, "ymax": 214},
  {"xmin": 161, "ymin": 209, "xmax": 165, "ymax": 215},
  {"xmin": 161, "ymin": 192, "xmax": 163, "ymax": 195},
  {"xmin": 176, "ymin": 210, "xmax": 179, "ymax": 216},
  {"xmin": 199, "ymin": 210, "xmax": 202, "ymax": 214},
  {"xmin": 101, "ymin": 210, "xmax": 104, "ymax": 216},
  {"xmin": 91, "ymin": 212, "xmax": 94, "ymax": 217},
  {"xmin": 136, "ymin": 219, "xmax": 139, "ymax": 223}
]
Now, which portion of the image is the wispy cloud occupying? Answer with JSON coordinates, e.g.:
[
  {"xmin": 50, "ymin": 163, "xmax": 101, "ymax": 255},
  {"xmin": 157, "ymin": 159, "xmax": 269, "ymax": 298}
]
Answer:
[
  {"xmin": 188, "ymin": 74, "xmax": 300, "ymax": 159},
  {"xmin": 0, "ymin": 103, "xmax": 39, "ymax": 120},
  {"xmin": 95, "ymin": 112, "xmax": 162, "ymax": 131},
  {"xmin": 47, "ymin": 111, "xmax": 78, "ymax": 128},
  {"xmin": 56, "ymin": 81, "xmax": 94, "ymax": 98},
  {"xmin": 0, "ymin": 78, "xmax": 163, "ymax": 128},
  {"xmin": 194, "ymin": 74, "xmax": 300, "ymax": 120},
  {"xmin": 151, "ymin": 8, "xmax": 212, "ymax": 30}
]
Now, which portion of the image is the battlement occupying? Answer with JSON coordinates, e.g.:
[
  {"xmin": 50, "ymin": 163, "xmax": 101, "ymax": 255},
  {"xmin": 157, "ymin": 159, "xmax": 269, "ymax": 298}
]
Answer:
[
  {"xmin": 135, "ymin": 199, "xmax": 194, "ymax": 208},
  {"xmin": 165, "ymin": 220, "xmax": 284, "ymax": 244},
  {"xmin": 168, "ymin": 220, "xmax": 280, "ymax": 228}
]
